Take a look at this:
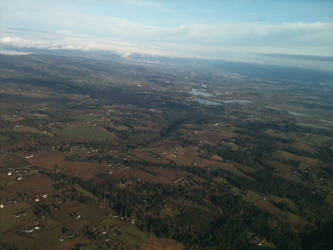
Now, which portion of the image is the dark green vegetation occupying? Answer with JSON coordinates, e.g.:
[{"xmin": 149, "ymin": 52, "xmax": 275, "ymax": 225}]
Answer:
[{"xmin": 0, "ymin": 53, "xmax": 333, "ymax": 249}]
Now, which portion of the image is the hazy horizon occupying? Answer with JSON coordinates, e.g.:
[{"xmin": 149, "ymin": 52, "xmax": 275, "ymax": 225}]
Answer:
[{"xmin": 1, "ymin": 0, "xmax": 333, "ymax": 70}]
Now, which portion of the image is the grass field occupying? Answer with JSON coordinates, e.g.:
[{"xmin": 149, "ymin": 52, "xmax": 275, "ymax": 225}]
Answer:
[
  {"xmin": 294, "ymin": 133, "xmax": 332, "ymax": 147},
  {"xmin": 7, "ymin": 174, "xmax": 55, "ymax": 193},
  {"xmin": 13, "ymin": 126, "xmax": 40, "ymax": 134},
  {"xmin": 0, "ymin": 154, "xmax": 30, "ymax": 169},
  {"xmin": 33, "ymin": 151, "xmax": 108, "ymax": 180},
  {"xmin": 1, "ymin": 217, "xmax": 65, "ymax": 250},
  {"xmin": 0, "ymin": 135, "xmax": 9, "ymax": 141},
  {"xmin": 58, "ymin": 125, "xmax": 114, "ymax": 141},
  {"xmin": 0, "ymin": 202, "xmax": 32, "ymax": 233},
  {"xmin": 75, "ymin": 113, "xmax": 101, "ymax": 120},
  {"xmin": 110, "ymin": 166, "xmax": 181, "ymax": 184}
]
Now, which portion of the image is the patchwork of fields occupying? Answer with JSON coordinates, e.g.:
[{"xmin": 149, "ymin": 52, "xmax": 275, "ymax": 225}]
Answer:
[{"xmin": 0, "ymin": 53, "xmax": 333, "ymax": 249}]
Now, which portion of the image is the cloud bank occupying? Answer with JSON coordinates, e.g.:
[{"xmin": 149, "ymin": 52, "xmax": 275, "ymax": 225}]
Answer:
[
  {"xmin": 1, "ymin": 21, "xmax": 332, "ymax": 59},
  {"xmin": 0, "ymin": 0, "xmax": 332, "ymax": 64}
]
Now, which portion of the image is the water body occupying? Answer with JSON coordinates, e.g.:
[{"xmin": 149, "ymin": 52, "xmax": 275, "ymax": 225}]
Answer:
[
  {"xmin": 287, "ymin": 111, "xmax": 307, "ymax": 117},
  {"xmin": 190, "ymin": 89, "xmax": 212, "ymax": 97},
  {"xmin": 266, "ymin": 106, "xmax": 307, "ymax": 117},
  {"xmin": 222, "ymin": 100, "xmax": 251, "ymax": 104},
  {"xmin": 321, "ymin": 119, "xmax": 333, "ymax": 125},
  {"xmin": 299, "ymin": 123, "xmax": 328, "ymax": 129},
  {"xmin": 193, "ymin": 98, "xmax": 220, "ymax": 105},
  {"xmin": 266, "ymin": 106, "xmax": 282, "ymax": 111}
]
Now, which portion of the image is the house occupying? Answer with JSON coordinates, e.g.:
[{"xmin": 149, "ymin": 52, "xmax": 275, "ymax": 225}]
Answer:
[
  {"xmin": 70, "ymin": 212, "xmax": 81, "ymax": 219},
  {"xmin": 25, "ymin": 228, "xmax": 34, "ymax": 233},
  {"xmin": 7, "ymin": 172, "xmax": 12, "ymax": 176},
  {"xmin": 0, "ymin": 204, "xmax": 4, "ymax": 208},
  {"xmin": 41, "ymin": 193, "xmax": 48, "ymax": 199},
  {"xmin": 68, "ymin": 232, "xmax": 75, "ymax": 239},
  {"xmin": 55, "ymin": 197, "xmax": 64, "ymax": 204},
  {"xmin": 13, "ymin": 212, "xmax": 27, "ymax": 218},
  {"xmin": 13, "ymin": 213, "xmax": 21, "ymax": 218},
  {"xmin": 258, "ymin": 239, "xmax": 264, "ymax": 246},
  {"xmin": 17, "ymin": 176, "xmax": 23, "ymax": 181}
]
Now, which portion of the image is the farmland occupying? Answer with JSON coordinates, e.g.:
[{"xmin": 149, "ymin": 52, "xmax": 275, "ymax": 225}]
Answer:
[
  {"xmin": 58, "ymin": 125, "xmax": 115, "ymax": 142},
  {"xmin": 0, "ymin": 53, "xmax": 333, "ymax": 249}
]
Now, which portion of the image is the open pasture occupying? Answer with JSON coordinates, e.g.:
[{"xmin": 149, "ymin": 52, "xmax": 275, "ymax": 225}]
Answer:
[
  {"xmin": 111, "ymin": 166, "xmax": 186, "ymax": 184},
  {"xmin": 133, "ymin": 151, "xmax": 170, "ymax": 165},
  {"xmin": 58, "ymin": 124, "xmax": 115, "ymax": 141},
  {"xmin": 53, "ymin": 200, "xmax": 112, "ymax": 232},
  {"xmin": 142, "ymin": 237, "xmax": 184, "ymax": 250},
  {"xmin": 7, "ymin": 174, "xmax": 54, "ymax": 193},
  {"xmin": 33, "ymin": 151, "xmax": 108, "ymax": 180},
  {"xmin": 0, "ymin": 202, "xmax": 32, "ymax": 234}
]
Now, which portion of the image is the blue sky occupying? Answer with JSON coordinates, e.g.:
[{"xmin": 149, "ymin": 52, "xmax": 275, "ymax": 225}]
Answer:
[{"xmin": 0, "ymin": 0, "xmax": 333, "ymax": 62}]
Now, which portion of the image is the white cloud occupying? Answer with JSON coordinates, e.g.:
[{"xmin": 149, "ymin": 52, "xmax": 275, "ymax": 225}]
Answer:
[
  {"xmin": 1, "ymin": 0, "xmax": 332, "ymax": 58},
  {"xmin": 1, "ymin": 20, "xmax": 333, "ymax": 59}
]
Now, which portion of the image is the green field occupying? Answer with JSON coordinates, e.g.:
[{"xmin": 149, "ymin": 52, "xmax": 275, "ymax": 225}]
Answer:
[
  {"xmin": 75, "ymin": 114, "xmax": 101, "ymax": 120},
  {"xmin": 58, "ymin": 125, "xmax": 114, "ymax": 141},
  {"xmin": 0, "ymin": 202, "xmax": 32, "ymax": 233}
]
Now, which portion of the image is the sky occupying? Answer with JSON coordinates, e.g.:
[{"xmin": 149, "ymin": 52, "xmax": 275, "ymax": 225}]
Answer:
[{"xmin": 0, "ymin": 0, "xmax": 333, "ymax": 64}]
